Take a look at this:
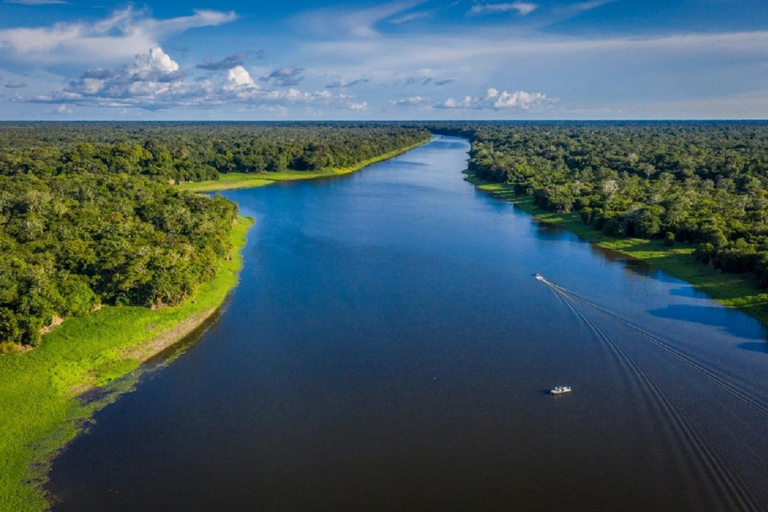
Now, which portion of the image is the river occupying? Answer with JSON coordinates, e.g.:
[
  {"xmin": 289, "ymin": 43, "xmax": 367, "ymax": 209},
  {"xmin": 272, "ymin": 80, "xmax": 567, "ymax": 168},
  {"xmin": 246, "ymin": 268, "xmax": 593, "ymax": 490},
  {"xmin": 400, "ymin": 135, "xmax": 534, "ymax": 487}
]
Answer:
[{"xmin": 48, "ymin": 136, "xmax": 768, "ymax": 511}]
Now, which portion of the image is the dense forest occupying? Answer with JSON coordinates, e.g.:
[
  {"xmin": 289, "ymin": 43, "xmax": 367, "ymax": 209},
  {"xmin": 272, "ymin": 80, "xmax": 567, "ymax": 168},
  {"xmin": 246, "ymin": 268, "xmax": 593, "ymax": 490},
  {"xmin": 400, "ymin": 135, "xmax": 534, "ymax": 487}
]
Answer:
[
  {"xmin": 8, "ymin": 120, "xmax": 767, "ymax": 348},
  {"xmin": 0, "ymin": 123, "xmax": 429, "ymax": 349},
  {"xmin": 0, "ymin": 123, "xmax": 430, "ymax": 183},
  {"xmin": 428, "ymin": 122, "xmax": 768, "ymax": 287}
]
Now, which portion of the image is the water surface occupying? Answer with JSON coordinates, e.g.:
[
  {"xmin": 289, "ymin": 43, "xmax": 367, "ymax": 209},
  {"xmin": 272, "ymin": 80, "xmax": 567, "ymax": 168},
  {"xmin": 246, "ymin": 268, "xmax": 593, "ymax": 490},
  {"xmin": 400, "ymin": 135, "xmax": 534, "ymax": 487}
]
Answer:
[{"xmin": 49, "ymin": 137, "xmax": 768, "ymax": 511}]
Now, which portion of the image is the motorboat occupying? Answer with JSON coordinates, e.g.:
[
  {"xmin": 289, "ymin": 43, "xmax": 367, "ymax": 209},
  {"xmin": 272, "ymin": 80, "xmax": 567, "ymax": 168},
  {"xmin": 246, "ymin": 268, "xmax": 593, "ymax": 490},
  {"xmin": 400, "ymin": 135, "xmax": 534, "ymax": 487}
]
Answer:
[{"xmin": 550, "ymin": 386, "xmax": 572, "ymax": 395}]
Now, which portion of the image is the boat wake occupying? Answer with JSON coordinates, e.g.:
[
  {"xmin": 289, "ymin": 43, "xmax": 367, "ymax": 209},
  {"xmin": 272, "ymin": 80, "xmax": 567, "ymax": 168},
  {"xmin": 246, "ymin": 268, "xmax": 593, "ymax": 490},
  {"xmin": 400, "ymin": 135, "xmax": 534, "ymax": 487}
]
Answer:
[
  {"xmin": 536, "ymin": 274, "xmax": 768, "ymax": 510},
  {"xmin": 537, "ymin": 275, "xmax": 768, "ymax": 421}
]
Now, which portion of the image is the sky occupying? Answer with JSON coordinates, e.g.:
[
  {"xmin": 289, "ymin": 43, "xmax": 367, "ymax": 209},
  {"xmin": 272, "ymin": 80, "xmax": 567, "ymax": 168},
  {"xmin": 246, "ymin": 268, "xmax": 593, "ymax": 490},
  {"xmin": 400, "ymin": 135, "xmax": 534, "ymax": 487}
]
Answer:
[{"xmin": 1, "ymin": 0, "xmax": 768, "ymax": 120}]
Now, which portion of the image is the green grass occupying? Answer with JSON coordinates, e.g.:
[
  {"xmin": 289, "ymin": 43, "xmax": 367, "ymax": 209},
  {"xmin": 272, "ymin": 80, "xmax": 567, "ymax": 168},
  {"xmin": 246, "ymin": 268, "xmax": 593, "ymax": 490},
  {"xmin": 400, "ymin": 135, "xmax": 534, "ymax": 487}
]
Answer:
[
  {"xmin": 465, "ymin": 171, "xmax": 768, "ymax": 327},
  {"xmin": 0, "ymin": 216, "xmax": 254, "ymax": 511},
  {"xmin": 180, "ymin": 140, "xmax": 430, "ymax": 193}
]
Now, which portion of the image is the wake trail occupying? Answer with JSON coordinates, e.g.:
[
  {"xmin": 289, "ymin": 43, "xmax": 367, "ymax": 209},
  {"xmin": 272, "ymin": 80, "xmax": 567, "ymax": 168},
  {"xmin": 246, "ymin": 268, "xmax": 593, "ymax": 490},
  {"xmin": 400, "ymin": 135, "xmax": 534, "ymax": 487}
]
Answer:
[
  {"xmin": 547, "ymin": 285, "xmax": 766, "ymax": 510},
  {"xmin": 538, "ymin": 276, "xmax": 768, "ymax": 422}
]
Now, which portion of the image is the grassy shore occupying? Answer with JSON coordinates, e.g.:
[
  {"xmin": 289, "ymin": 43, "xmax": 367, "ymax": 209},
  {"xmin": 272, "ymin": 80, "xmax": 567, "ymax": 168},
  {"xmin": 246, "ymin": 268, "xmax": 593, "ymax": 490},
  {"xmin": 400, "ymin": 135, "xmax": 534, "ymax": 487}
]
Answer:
[
  {"xmin": 465, "ymin": 171, "xmax": 768, "ymax": 327},
  {"xmin": 0, "ymin": 216, "xmax": 253, "ymax": 511},
  {"xmin": 180, "ymin": 139, "xmax": 430, "ymax": 193}
]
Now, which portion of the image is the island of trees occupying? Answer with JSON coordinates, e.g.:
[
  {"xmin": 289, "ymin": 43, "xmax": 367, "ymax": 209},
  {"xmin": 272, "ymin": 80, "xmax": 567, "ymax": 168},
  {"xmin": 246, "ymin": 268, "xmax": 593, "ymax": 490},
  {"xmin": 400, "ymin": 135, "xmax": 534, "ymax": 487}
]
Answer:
[{"xmin": 0, "ymin": 123, "xmax": 430, "ymax": 350}]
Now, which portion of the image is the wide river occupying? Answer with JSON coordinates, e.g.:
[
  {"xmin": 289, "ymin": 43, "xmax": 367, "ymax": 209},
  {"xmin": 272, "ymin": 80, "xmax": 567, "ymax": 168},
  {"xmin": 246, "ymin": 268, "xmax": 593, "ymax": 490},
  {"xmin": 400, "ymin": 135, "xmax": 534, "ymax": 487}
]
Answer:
[{"xmin": 49, "ymin": 137, "xmax": 768, "ymax": 511}]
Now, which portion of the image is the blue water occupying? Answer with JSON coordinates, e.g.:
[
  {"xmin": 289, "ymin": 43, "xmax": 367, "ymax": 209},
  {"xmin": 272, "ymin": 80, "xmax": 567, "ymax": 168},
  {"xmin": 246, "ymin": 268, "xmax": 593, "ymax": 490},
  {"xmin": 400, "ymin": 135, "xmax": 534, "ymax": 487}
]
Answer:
[{"xmin": 49, "ymin": 137, "xmax": 768, "ymax": 511}]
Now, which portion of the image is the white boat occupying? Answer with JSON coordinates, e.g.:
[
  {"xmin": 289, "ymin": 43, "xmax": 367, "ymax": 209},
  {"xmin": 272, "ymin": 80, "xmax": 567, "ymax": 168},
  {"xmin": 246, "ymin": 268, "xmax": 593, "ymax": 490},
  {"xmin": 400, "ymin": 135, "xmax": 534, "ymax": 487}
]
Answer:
[
  {"xmin": 550, "ymin": 386, "xmax": 572, "ymax": 395},
  {"xmin": 534, "ymin": 273, "xmax": 544, "ymax": 281}
]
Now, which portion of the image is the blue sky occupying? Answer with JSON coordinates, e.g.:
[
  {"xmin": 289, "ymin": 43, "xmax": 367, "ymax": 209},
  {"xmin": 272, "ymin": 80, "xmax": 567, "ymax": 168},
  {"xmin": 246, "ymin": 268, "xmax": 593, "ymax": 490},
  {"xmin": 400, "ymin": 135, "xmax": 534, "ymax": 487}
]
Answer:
[{"xmin": 1, "ymin": 0, "xmax": 767, "ymax": 119}]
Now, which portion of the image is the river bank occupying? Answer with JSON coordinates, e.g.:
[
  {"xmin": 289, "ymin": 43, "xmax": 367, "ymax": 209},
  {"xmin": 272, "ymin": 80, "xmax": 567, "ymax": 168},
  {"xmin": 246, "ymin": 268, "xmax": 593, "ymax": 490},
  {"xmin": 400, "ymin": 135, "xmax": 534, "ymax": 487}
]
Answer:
[
  {"xmin": 179, "ymin": 139, "xmax": 432, "ymax": 193},
  {"xmin": 45, "ymin": 136, "xmax": 768, "ymax": 511},
  {"xmin": 465, "ymin": 171, "xmax": 768, "ymax": 328},
  {"xmin": 0, "ymin": 216, "xmax": 253, "ymax": 511}
]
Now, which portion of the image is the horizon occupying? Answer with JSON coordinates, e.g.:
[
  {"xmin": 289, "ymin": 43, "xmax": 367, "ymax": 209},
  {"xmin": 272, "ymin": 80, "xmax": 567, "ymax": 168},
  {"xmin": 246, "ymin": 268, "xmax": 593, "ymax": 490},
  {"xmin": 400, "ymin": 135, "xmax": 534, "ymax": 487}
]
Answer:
[{"xmin": 2, "ymin": 0, "xmax": 768, "ymax": 121}]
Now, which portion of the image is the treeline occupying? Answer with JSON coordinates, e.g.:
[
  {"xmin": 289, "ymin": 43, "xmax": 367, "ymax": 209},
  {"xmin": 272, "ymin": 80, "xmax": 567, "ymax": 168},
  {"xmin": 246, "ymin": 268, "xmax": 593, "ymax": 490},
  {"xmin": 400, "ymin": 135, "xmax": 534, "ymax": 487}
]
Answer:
[
  {"xmin": 429, "ymin": 122, "xmax": 768, "ymax": 286},
  {"xmin": 0, "ymin": 123, "xmax": 428, "ymax": 349},
  {"xmin": 0, "ymin": 123, "xmax": 431, "ymax": 183}
]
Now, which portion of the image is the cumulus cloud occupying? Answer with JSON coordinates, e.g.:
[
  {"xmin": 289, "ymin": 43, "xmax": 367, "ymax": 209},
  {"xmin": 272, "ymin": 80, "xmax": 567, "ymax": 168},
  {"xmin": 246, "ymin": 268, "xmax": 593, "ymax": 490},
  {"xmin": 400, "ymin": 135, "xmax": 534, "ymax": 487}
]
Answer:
[
  {"xmin": 0, "ymin": 6, "xmax": 237, "ymax": 64},
  {"xmin": 20, "ymin": 47, "xmax": 348, "ymax": 111},
  {"xmin": 51, "ymin": 47, "xmax": 184, "ymax": 107},
  {"xmin": 260, "ymin": 67, "xmax": 304, "ymax": 87},
  {"xmin": 224, "ymin": 66, "xmax": 258, "ymax": 90},
  {"xmin": 325, "ymin": 78, "xmax": 369, "ymax": 88},
  {"xmin": 468, "ymin": 2, "xmax": 538, "ymax": 16},
  {"xmin": 54, "ymin": 104, "xmax": 72, "ymax": 114},
  {"xmin": 438, "ymin": 88, "xmax": 554, "ymax": 110},
  {"xmin": 197, "ymin": 51, "xmax": 255, "ymax": 71}
]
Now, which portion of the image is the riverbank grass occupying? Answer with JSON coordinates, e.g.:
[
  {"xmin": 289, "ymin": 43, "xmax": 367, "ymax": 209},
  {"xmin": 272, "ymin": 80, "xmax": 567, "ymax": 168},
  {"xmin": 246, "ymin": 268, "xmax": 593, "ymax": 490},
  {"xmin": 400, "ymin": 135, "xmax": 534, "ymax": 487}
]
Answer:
[
  {"xmin": 0, "ymin": 216, "xmax": 253, "ymax": 512},
  {"xmin": 465, "ymin": 171, "xmax": 768, "ymax": 327},
  {"xmin": 180, "ymin": 140, "xmax": 430, "ymax": 193}
]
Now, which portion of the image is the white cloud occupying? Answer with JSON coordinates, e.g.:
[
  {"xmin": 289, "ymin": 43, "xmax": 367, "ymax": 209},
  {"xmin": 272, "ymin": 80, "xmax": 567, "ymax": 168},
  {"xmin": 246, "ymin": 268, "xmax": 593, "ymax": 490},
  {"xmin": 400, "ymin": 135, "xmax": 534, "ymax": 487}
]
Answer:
[
  {"xmin": 304, "ymin": 29, "xmax": 768, "ymax": 79},
  {"xmin": 225, "ymin": 66, "xmax": 258, "ymax": 91},
  {"xmin": 55, "ymin": 104, "xmax": 72, "ymax": 114},
  {"xmin": 570, "ymin": 0, "xmax": 615, "ymax": 13},
  {"xmin": 61, "ymin": 47, "xmax": 183, "ymax": 102},
  {"xmin": 468, "ymin": 2, "xmax": 538, "ymax": 16},
  {"xmin": 390, "ymin": 10, "xmax": 434, "ymax": 24},
  {"xmin": 20, "ymin": 47, "xmax": 351, "ymax": 111},
  {"xmin": 131, "ymin": 46, "xmax": 180, "ymax": 77},
  {"xmin": 439, "ymin": 88, "xmax": 554, "ymax": 110},
  {"xmin": 0, "ymin": 7, "xmax": 237, "ymax": 64},
  {"xmin": 391, "ymin": 95, "xmax": 430, "ymax": 107},
  {"xmin": 293, "ymin": 0, "xmax": 426, "ymax": 38}
]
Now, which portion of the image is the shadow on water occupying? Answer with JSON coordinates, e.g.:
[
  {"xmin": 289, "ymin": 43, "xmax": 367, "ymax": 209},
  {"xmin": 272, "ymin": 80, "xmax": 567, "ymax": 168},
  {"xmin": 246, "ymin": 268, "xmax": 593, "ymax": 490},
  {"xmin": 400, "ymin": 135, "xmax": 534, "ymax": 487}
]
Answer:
[
  {"xmin": 533, "ymin": 221, "xmax": 657, "ymax": 277},
  {"xmin": 737, "ymin": 342, "xmax": 768, "ymax": 355},
  {"xmin": 647, "ymin": 304, "xmax": 765, "ymax": 341},
  {"xmin": 668, "ymin": 286, "xmax": 709, "ymax": 299}
]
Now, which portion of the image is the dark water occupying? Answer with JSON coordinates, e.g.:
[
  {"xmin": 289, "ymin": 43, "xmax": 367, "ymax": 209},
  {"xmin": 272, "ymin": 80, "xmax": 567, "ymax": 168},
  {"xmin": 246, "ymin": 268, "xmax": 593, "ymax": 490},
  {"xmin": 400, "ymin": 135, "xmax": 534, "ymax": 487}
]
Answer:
[{"xmin": 48, "ymin": 137, "xmax": 768, "ymax": 511}]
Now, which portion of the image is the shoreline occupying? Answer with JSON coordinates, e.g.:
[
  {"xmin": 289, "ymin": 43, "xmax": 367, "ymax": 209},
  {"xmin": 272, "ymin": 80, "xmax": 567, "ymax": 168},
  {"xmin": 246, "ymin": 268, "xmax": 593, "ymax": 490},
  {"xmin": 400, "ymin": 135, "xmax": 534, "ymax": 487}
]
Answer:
[
  {"xmin": 1, "ymin": 137, "xmax": 429, "ymax": 510},
  {"xmin": 179, "ymin": 138, "xmax": 432, "ymax": 193},
  {"xmin": 464, "ymin": 171, "xmax": 768, "ymax": 329},
  {"xmin": 0, "ymin": 216, "xmax": 254, "ymax": 512}
]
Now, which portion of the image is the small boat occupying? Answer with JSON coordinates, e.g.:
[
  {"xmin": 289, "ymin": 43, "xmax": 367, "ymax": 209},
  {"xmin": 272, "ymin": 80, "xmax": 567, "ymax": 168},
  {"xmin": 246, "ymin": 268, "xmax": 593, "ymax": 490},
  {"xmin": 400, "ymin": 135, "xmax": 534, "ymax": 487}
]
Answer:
[
  {"xmin": 534, "ymin": 273, "xmax": 544, "ymax": 281},
  {"xmin": 550, "ymin": 386, "xmax": 572, "ymax": 395}
]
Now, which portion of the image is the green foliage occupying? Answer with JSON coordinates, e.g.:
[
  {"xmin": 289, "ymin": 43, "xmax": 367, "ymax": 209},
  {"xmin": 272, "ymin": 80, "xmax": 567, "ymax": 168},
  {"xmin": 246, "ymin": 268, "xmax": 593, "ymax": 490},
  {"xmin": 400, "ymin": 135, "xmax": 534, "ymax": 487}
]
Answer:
[
  {"xmin": 467, "ymin": 176, "xmax": 768, "ymax": 328},
  {"xmin": 0, "ymin": 123, "xmax": 428, "ymax": 349},
  {"xmin": 0, "ymin": 173, "xmax": 237, "ymax": 347},
  {"xmin": 0, "ymin": 217, "xmax": 252, "ymax": 512},
  {"xmin": 0, "ymin": 122, "xmax": 430, "ymax": 183},
  {"xmin": 432, "ymin": 121, "xmax": 768, "ymax": 288}
]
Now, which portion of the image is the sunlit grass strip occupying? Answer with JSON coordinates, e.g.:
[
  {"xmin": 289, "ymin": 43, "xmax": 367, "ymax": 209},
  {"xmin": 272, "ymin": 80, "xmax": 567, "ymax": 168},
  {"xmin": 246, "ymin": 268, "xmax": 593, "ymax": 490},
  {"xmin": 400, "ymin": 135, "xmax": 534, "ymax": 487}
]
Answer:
[
  {"xmin": 465, "ymin": 171, "xmax": 768, "ymax": 327},
  {"xmin": 0, "ymin": 216, "xmax": 253, "ymax": 511},
  {"xmin": 180, "ymin": 139, "xmax": 432, "ymax": 193}
]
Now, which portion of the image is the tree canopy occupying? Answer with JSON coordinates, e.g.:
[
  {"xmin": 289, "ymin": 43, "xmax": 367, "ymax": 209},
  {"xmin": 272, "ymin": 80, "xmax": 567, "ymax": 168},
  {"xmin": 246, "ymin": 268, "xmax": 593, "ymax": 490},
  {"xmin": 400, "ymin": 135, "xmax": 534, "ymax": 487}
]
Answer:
[
  {"xmin": 0, "ymin": 122, "xmax": 429, "ymax": 349},
  {"xmin": 427, "ymin": 121, "xmax": 768, "ymax": 287}
]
